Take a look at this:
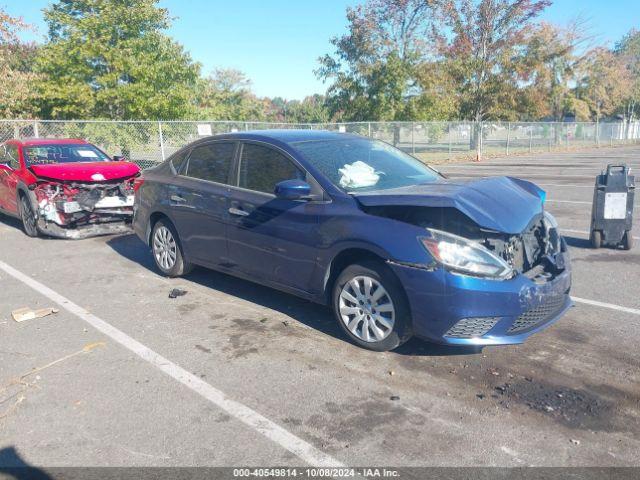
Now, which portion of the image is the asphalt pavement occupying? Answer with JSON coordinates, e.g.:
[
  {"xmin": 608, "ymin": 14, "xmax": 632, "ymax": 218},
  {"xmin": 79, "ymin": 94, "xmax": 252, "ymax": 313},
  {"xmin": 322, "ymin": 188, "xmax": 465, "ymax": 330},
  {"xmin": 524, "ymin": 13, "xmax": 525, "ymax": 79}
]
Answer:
[{"xmin": 1, "ymin": 145, "xmax": 639, "ymax": 469}]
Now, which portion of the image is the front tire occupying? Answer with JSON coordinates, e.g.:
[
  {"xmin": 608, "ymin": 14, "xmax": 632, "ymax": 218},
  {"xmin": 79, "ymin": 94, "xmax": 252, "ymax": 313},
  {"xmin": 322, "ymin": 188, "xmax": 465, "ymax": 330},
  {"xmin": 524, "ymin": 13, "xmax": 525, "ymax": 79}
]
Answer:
[
  {"xmin": 622, "ymin": 231, "xmax": 633, "ymax": 250},
  {"xmin": 332, "ymin": 260, "xmax": 412, "ymax": 352},
  {"xmin": 19, "ymin": 194, "xmax": 39, "ymax": 237},
  {"xmin": 151, "ymin": 219, "xmax": 192, "ymax": 277},
  {"xmin": 590, "ymin": 230, "xmax": 602, "ymax": 249}
]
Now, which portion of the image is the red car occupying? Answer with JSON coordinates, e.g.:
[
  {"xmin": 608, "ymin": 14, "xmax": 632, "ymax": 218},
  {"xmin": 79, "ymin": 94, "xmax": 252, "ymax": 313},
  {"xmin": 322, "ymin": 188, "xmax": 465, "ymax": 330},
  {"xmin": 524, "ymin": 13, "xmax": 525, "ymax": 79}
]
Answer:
[{"xmin": 0, "ymin": 138, "xmax": 140, "ymax": 239}]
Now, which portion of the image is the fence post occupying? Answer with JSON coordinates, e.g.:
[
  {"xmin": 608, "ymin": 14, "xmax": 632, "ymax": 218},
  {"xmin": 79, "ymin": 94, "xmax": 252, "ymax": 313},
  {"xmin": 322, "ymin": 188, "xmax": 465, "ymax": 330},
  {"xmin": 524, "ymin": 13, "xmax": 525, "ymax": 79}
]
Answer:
[
  {"xmin": 506, "ymin": 122, "xmax": 510, "ymax": 155},
  {"xmin": 610, "ymin": 124, "xmax": 614, "ymax": 147},
  {"xmin": 475, "ymin": 122, "xmax": 482, "ymax": 162},
  {"xmin": 596, "ymin": 119, "xmax": 600, "ymax": 147},
  {"xmin": 566, "ymin": 124, "xmax": 569, "ymax": 150},
  {"xmin": 529, "ymin": 126, "xmax": 533, "ymax": 153},
  {"xmin": 158, "ymin": 121, "xmax": 165, "ymax": 161},
  {"xmin": 368, "ymin": 122, "xmax": 372, "ymax": 138},
  {"xmin": 33, "ymin": 121, "xmax": 39, "ymax": 138},
  {"xmin": 411, "ymin": 122, "xmax": 415, "ymax": 155},
  {"xmin": 448, "ymin": 123, "xmax": 452, "ymax": 160}
]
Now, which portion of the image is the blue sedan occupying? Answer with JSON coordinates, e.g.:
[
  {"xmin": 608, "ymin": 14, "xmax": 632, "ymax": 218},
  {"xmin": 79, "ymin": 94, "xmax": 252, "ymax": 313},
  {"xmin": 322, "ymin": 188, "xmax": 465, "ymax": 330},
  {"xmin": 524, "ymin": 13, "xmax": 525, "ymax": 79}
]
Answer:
[{"xmin": 133, "ymin": 130, "xmax": 572, "ymax": 351}]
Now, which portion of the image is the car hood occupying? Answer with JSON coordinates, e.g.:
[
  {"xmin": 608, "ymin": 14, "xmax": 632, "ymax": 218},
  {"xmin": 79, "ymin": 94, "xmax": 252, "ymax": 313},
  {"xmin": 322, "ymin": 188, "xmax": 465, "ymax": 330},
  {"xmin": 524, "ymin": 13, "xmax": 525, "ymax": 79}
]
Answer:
[
  {"xmin": 29, "ymin": 162, "xmax": 140, "ymax": 183},
  {"xmin": 352, "ymin": 176, "xmax": 545, "ymax": 234}
]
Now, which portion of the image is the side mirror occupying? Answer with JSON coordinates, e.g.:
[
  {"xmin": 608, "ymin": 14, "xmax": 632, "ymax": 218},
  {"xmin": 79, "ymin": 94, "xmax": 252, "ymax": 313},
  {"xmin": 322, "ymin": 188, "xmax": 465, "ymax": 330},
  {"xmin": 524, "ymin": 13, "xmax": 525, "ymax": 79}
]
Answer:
[
  {"xmin": 274, "ymin": 179, "xmax": 311, "ymax": 200},
  {"xmin": 112, "ymin": 155, "xmax": 126, "ymax": 162}
]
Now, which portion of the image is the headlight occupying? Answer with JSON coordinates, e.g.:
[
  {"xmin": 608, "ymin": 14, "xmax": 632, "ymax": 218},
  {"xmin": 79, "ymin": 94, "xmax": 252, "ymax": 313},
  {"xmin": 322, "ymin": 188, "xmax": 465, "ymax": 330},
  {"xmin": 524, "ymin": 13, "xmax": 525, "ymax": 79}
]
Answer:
[
  {"xmin": 420, "ymin": 228, "xmax": 513, "ymax": 279},
  {"xmin": 543, "ymin": 211, "xmax": 558, "ymax": 229},
  {"xmin": 543, "ymin": 211, "xmax": 561, "ymax": 253}
]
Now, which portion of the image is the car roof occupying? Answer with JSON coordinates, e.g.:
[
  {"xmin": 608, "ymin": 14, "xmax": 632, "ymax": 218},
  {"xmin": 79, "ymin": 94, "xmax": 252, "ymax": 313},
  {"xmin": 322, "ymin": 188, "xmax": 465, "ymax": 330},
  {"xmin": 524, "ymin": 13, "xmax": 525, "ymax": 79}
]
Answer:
[
  {"xmin": 204, "ymin": 129, "xmax": 363, "ymax": 145},
  {"xmin": 8, "ymin": 138, "xmax": 90, "ymax": 147}
]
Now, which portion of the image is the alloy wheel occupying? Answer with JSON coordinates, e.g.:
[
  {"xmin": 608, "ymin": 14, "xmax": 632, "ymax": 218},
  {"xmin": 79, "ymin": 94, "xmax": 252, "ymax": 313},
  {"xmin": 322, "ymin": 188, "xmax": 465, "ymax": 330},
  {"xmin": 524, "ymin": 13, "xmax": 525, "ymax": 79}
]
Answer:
[
  {"xmin": 153, "ymin": 225, "xmax": 178, "ymax": 271},
  {"xmin": 338, "ymin": 275, "xmax": 395, "ymax": 342}
]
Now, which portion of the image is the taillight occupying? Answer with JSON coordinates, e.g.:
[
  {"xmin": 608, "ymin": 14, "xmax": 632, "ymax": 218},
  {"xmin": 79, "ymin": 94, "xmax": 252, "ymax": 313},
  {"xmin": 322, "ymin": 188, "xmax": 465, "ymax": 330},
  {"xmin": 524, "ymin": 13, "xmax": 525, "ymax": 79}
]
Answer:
[{"xmin": 133, "ymin": 176, "xmax": 145, "ymax": 192}]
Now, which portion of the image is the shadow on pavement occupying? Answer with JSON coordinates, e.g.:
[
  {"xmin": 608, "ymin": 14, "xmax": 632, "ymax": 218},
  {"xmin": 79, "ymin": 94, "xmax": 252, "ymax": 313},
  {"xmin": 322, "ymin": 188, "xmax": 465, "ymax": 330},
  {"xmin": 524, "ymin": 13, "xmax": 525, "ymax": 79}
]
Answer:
[
  {"xmin": 106, "ymin": 234, "xmax": 479, "ymax": 358},
  {"xmin": 564, "ymin": 235, "xmax": 593, "ymax": 249},
  {"xmin": 0, "ymin": 447, "xmax": 52, "ymax": 479}
]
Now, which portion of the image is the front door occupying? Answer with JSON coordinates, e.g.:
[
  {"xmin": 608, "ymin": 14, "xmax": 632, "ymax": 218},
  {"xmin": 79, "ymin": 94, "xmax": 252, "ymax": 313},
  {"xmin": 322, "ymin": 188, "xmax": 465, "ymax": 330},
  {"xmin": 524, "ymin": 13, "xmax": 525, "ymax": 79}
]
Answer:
[
  {"xmin": 226, "ymin": 143, "xmax": 320, "ymax": 292},
  {"xmin": 0, "ymin": 144, "xmax": 20, "ymax": 214},
  {"xmin": 168, "ymin": 141, "xmax": 237, "ymax": 267}
]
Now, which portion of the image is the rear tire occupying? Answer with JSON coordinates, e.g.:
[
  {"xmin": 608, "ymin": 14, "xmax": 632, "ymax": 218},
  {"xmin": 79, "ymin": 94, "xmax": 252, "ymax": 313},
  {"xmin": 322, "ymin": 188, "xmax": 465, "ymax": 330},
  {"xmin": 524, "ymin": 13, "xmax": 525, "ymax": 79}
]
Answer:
[
  {"xmin": 332, "ymin": 260, "xmax": 412, "ymax": 352},
  {"xmin": 19, "ymin": 194, "xmax": 39, "ymax": 238},
  {"xmin": 622, "ymin": 231, "xmax": 633, "ymax": 250},
  {"xmin": 151, "ymin": 219, "xmax": 193, "ymax": 277},
  {"xmin": 590, "ymin": 230, "xmax": 602, "ymax": 249}
]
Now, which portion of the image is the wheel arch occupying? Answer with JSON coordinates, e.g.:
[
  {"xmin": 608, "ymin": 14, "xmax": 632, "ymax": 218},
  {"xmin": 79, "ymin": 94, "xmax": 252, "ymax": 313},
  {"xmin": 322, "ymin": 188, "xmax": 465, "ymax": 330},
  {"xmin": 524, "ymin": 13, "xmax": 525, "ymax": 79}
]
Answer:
[{"xmin": 323, "ymin": 246, "xmax": 399, "ymax": 303}]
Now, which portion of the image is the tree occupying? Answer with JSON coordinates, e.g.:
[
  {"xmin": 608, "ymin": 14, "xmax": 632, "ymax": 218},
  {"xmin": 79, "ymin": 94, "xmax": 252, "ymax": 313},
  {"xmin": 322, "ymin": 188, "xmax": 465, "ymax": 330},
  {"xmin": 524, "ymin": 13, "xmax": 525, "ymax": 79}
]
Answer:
[
  {"xmin": 317, "ymin": 0, "xmax": 439, "ymax": 121},
  {"xmin": 0, "ymin": 8, "xmax": 41, "ymax": 118},
  {"xmin": 436, "ymin": 0, "xmax": 551, "ymax": 124},
  {"xmin": 195, "ymin": 68, "xmax": 269, "ymax": 121},
  {"xmin": 614, "ymin": 29, "xmax": 640, "ymax": 123},
  {"xmin": 35, "ymin": 0, "xmax": 200, "ymax": 120},
  {"xmin": 576, "ymin": 47, "xmax": 630, "ymax": 122},
  {"xmin": 521, "ymin": 21, "xmax": 591, "ymax": 121},
  {"xmin": 269, "ymin": 95, "xmax": 331, "ymax": 123}
]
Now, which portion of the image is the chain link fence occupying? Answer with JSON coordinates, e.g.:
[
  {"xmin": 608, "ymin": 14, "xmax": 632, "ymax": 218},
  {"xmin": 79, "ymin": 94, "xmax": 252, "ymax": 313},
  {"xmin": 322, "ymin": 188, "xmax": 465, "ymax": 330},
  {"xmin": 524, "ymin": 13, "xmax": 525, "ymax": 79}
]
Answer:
[{"xmin": 2, "ymin": 119, "xmax": 639, "ymax": 169}]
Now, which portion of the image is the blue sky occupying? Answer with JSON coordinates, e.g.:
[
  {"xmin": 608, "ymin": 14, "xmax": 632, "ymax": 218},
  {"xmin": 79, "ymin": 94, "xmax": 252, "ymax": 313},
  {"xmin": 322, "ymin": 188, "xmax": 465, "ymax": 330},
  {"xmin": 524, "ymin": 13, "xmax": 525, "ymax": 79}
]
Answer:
[{"xmin": 3, "ymin": 0, "xmax": 639, "ymax": 99}]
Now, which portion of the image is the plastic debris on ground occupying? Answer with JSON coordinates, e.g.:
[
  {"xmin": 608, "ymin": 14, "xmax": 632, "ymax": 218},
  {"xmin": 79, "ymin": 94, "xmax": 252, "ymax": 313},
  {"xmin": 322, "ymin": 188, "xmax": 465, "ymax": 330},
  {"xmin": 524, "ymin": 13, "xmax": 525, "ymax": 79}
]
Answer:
[
  {"xmin": 11, "ymin": 307, "xmax": 59, "ymax": 323},
  {"xmin": 168, "ymin": 288, "xmax": 188, "ymax": 299}
]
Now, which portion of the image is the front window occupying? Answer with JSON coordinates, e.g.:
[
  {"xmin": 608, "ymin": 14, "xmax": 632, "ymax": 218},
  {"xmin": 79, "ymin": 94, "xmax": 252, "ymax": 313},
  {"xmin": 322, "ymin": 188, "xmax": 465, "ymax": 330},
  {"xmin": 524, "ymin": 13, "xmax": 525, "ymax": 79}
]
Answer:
[
  {"xmin": 23, "ymin": 144, "xmax": 110, "ymax": 166},
  {"xmin": 239, "ymin": 144, "xmax": 304, "ymax": 194},
  {"xmin": 291, "ymin": 138, "xmax": 441, "ymax": 192}
]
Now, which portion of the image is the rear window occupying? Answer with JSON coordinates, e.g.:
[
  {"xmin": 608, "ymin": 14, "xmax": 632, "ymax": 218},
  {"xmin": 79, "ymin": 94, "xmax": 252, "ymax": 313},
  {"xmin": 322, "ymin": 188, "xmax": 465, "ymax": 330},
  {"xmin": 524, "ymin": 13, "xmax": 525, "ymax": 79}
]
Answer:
[
  {"xmin": 185, "ymin": 142, "xmax": 235, "ymax": 184},
  {"xmin": 24, "ymin": 144, "xmax": 110, "ymax": 166}
]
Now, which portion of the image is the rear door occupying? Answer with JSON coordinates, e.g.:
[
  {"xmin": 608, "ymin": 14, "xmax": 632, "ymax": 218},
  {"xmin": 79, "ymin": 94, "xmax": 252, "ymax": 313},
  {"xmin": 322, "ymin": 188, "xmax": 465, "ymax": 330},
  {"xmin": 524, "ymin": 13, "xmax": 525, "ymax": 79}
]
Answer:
[
  {"xmin": 168, "ymin": 141, "xmax": 237, "ymax": 267},
  {"xmin": 0, "ymin": 144, "xmax": 21, "ymax": 214},
  {"xmin": 226, "ymin": 142, "xmax": 321, "ymax": 291}
]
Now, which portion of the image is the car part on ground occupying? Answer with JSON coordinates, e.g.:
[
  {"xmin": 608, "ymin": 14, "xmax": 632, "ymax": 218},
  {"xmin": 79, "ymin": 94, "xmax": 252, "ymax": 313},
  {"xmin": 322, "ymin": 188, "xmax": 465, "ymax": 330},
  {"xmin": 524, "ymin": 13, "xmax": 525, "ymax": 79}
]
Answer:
[{"xmin": 590, "ymin": 164, "xmax": 635, "ymax": 250}]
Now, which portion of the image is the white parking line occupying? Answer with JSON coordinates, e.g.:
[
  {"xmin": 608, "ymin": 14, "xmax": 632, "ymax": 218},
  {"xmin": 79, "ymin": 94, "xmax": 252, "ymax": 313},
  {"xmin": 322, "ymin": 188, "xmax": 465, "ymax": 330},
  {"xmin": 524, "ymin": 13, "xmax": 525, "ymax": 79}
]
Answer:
[
  {"xmin": 561, "ymin": 228, "xmax": 640, "ymax": 240},
  {"xmin": 0, "ymin": 259, "xmax": 343, "ymax": 468},
  {"xmin": 573, "ymin": 297, "xmax": 640, "ymax": 316},
  {"xmin": 546, "ymin": 200, "xmax": 592, "ymax": 205}
]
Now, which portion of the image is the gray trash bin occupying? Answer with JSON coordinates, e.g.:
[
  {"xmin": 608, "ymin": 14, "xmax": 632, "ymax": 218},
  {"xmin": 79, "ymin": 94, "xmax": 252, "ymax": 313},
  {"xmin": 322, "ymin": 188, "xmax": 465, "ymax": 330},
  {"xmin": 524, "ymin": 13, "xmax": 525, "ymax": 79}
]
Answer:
[{"xmin": 589, "ymin": 164, "xmax": 635, "ymax": 250}]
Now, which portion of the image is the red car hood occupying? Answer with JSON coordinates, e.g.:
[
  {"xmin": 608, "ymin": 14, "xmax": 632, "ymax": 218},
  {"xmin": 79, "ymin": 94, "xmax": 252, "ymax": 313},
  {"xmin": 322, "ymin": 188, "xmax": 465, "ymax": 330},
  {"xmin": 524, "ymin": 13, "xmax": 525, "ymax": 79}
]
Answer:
[{"xmin": 29, "ymin": 162, "xmax": 140, "ymax": 183}]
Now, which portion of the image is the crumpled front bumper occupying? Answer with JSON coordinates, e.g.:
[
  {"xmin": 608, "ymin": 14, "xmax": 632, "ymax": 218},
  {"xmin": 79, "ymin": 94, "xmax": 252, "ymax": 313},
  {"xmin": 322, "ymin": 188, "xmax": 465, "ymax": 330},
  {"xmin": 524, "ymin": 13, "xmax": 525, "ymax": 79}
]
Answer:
[
  {"xmin": 389, "ymin": 251, "xmax": 572, "ymax": 346},
  {"xmin": 36, "ymin": 220, "xmax": 133, "ymax": 240}
]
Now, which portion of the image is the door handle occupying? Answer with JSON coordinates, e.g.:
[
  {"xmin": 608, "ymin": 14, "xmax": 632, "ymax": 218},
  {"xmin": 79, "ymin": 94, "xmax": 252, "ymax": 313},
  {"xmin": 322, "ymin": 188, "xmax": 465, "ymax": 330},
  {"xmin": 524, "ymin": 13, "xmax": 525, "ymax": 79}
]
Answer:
[
  {"xmin": 228, "ymin": 207, "xmax": 249, "ymax": 217},
  {"xmin": 170, "ymin": 194, "xmax": 186, "ymax": 204}
]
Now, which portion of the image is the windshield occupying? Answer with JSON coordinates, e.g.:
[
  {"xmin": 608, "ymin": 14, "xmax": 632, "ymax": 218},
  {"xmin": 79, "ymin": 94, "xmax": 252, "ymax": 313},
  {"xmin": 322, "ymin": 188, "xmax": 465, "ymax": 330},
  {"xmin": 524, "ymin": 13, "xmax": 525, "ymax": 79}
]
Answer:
[
  {"xmin": 24, "ymin": 144, "xmax": 110, "ymax": 166},
  {"xmin": 291, "ymin": 138, "xmax": 441, "ymax": 192}
]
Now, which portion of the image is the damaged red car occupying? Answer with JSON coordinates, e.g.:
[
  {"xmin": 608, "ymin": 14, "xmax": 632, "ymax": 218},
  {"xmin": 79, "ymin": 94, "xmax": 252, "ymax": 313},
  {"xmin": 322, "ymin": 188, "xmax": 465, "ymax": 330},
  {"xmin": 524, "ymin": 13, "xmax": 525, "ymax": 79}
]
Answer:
[{"xmin": 0, "ymin": 138, "xmax": 140, "ymax": 239}]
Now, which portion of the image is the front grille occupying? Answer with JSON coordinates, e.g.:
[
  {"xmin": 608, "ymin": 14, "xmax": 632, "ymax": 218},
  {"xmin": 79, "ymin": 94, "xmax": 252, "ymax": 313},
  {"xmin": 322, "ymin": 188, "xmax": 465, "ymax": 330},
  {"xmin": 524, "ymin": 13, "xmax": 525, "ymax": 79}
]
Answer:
[
  {"xmin": 508, "ymin": 294, "xmax": 568, "ymax": 333},
  {"xmin": 445, "ymin": 317, "xmax": 501, "ymax": 338}
]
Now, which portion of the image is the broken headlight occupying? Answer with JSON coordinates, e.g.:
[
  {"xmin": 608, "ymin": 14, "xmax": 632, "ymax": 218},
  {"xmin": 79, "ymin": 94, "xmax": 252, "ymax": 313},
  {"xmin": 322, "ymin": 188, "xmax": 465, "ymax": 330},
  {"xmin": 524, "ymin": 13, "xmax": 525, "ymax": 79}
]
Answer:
[
  {"xmin": 420, "ymin": 228, "xmax": 513, "ymax": 279},
  {"xmin": 543, "ymin": 211, "xmax": 562, "ymax": 253}
]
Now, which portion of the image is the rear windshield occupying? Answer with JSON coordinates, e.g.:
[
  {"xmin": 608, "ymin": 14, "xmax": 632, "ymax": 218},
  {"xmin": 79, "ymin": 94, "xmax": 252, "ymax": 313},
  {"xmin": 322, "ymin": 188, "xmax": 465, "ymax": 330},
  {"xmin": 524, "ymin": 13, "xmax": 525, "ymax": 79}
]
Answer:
[
  {"xmin": 24, "ymin": 144, "xmax": 110, "ymax": 166},
  {"xmin": 290, "ymin": 138, "xmax": 440, "ymax": 192}
]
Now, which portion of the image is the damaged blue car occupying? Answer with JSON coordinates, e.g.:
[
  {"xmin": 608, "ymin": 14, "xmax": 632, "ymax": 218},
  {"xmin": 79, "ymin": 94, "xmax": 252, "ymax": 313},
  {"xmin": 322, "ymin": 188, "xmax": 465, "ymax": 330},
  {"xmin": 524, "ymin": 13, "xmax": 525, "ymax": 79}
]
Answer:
[{"xmin": 133, "ymin": 130, "xmax": 572, "ymax": 351}]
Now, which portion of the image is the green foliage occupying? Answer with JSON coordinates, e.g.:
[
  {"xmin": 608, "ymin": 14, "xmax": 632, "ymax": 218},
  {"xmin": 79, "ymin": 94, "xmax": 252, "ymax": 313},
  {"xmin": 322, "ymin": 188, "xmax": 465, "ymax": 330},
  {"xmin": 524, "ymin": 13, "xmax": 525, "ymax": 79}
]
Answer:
[
  {"xmin": 35, "ymin": 0, "xmax": 201, "ymax": 120},
  {"xmin": 195, "ymin": 69, "xmax": 269, "ymax": 121},
  {"xmin": 317, "ymin": 0, "xmax": 441, "ymax": 121},
  {"xmin": 0, "ymin": 8, "xmax": 41, "ymax": 118}
]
